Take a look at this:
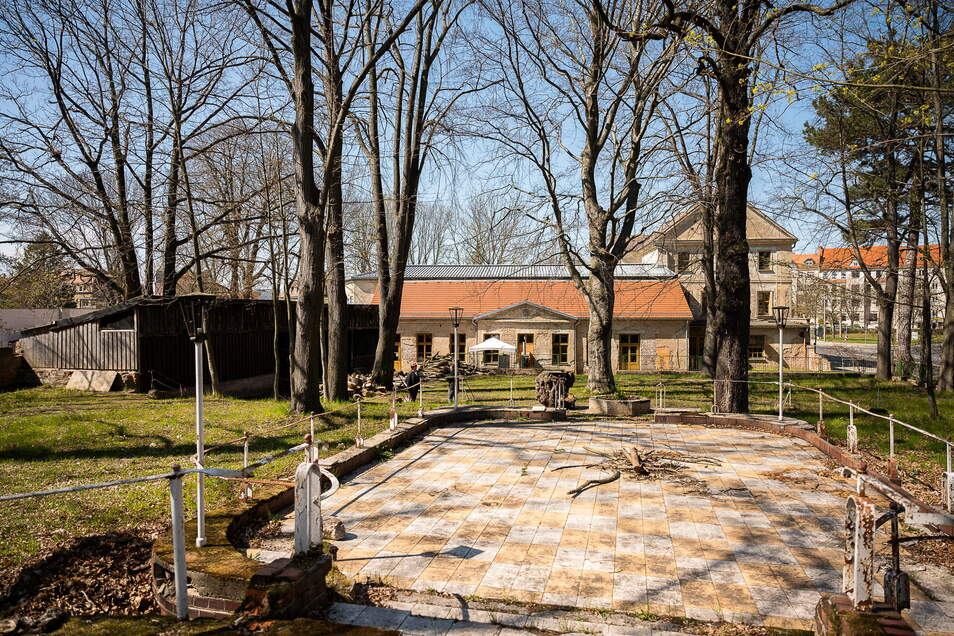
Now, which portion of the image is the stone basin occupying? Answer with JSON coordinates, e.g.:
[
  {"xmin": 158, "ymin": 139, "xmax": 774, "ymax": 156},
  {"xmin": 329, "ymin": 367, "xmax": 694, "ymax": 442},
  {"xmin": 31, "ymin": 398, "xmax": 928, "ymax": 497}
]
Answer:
[{"xmin": 587, "ymin": 395, "xmax": 651, "ymax": 416}]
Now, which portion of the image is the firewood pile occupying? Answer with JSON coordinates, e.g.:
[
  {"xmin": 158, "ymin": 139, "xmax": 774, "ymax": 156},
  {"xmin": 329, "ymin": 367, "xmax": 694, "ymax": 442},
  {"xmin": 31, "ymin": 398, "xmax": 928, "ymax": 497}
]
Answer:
[
  {"xmin": 536, "ymin": 370, "xmax": 576, "ymax": 407},
  {"xmin": 416, "ymin": 353, "xmax": 486, "ymax": 379},
  {"xmin": 553, "ymin": 445, "xmax": 720, "ymax": 497},
  {"xmin": 347, "ymin": 373, "xmax": 392, "ymax": 398},
  {"xmin": 348, "ymin": 354, "xmax": 491, "ymax": 398}
]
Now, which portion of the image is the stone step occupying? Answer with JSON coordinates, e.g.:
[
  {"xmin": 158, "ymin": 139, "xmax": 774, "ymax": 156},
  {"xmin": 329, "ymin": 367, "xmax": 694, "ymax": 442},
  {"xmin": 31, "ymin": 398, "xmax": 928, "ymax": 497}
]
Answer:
[{"xmin": 328, "ymin": 599, "xmax": 704, "ymax": 635}]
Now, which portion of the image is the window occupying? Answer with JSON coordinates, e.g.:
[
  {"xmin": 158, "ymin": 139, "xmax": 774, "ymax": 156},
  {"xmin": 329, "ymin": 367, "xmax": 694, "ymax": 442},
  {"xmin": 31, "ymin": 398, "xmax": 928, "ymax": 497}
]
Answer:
[
  {"xmin": 757, "ymin": 291, "xmax": 771, "ymax": 316},
  {"xmin": 619, "ymin": 334, "xmax": 640, "ymax": 370},
  {"xmin": 393, "ymin": 336, "xmax": 401, "ymax": 371},
  {"xmin": 552, "ymin": 333, "xmax": 569, "ymax": 365},
  {"xmin": 805, "ymin": 258, "xmax": 815, "ymax": 266},
  {"xmin": 453, "ymin": 333, "xmax": 466, "ymax": 360},
  {"xmin": 100, "ymin": 313, "xmax": 134, "ymax": 331},
  {"xmin": 851, "ymin": 271, "xmax": 860, "ymax": 279},
  {"xmin": 677, "ymin": 252, "xmax": 690, "ymax": 273},
  {"xmin": 517, "ymin": 333, "xmax": 535, "ymax": 368},
  {"xmin": 416, "ymin": 333, "xmax": 432, "ymax": 361},
  {"xmin": 749, "ymin": 335, "xmax": 766, "ymax": 359},
  {"xmin": 757, "ymin": 251, "xmax": 771, "ymax": 271},
  {"xmin": 482, "ymin": 333, "xmax": 499, "ymax": 364}
]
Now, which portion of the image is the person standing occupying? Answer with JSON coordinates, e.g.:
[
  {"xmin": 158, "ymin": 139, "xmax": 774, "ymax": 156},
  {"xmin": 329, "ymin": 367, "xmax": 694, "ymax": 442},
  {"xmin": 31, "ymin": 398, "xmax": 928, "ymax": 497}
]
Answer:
[{"xmin": 406, "ymin": 363, "xmax": 421, "ymax": 402}]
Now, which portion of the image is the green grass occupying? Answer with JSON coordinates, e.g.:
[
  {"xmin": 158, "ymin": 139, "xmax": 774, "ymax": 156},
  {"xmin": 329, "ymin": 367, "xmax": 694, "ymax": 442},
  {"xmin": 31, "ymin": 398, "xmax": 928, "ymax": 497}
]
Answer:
[{"xmin": 1, "ymin": 371, "xmax": 951, "ymax": 569}]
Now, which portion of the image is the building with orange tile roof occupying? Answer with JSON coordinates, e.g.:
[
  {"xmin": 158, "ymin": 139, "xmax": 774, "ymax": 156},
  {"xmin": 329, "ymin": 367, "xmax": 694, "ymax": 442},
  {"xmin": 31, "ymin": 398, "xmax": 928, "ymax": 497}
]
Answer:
[{"xmin": 348, "ymin": 260, "xmax": 814, "ymax": 374}]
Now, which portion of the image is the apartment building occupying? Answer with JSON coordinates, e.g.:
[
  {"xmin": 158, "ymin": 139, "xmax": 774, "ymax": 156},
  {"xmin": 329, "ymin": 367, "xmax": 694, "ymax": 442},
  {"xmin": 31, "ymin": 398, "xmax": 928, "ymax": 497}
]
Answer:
[{"xmin": 792, "ymin": 245, "xmax": 946, "ymax": 331}]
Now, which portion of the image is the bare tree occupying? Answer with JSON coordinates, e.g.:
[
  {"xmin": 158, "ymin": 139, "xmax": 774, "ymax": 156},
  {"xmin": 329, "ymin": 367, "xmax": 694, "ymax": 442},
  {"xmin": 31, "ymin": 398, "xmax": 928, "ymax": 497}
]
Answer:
[
  {"xmin": 600, "ymin": 0, "xmax": 852, "ymax": 411},
  {"xmin": 478, "ymin": 0, "xmax": 682, "ymax": 393}
]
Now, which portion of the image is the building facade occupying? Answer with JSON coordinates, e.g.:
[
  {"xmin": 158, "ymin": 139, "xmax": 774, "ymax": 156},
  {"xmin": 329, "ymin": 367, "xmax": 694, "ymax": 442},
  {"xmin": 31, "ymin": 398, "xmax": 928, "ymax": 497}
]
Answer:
[
  {"xmin": 623, "ymin": 205, "xmax": 814, "ymax": 370},
  {"xmin": 791, "ymin": 245, "xmax": 945, "ymax": 333},
  {"xmin": 348, "ymin": 265, "xmax": 695, "ymax": 373}
]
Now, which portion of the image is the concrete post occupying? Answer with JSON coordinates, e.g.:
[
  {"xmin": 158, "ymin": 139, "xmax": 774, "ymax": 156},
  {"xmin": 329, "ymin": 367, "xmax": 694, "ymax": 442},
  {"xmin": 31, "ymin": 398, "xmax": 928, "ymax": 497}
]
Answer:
[{"xmin": 294, "ymin": 462, "xmax": 322, "ymax": 555}]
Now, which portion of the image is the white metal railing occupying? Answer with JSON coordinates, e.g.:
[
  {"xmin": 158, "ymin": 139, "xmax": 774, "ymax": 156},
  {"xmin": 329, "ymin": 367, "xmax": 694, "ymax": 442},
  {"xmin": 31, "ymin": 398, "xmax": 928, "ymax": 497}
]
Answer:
[
  {"xmin": 0, "ymin": 435, "xmax": 339, "ymax": 621},
  {"xmin": 664, "ymin": 376, "xmax": 954, "ymax": 513}
]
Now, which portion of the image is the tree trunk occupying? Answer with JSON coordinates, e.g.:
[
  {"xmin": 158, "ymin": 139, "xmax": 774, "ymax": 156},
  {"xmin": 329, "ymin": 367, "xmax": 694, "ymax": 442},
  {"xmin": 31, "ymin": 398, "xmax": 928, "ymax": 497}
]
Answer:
[
  {"xmin": 702, "ymin": 198, "xmax": 718, "ymax": 377},
  {"xmin": 712, "ymin": 61, "xmax": 752, "ymax": 414},
  {"xmin": 896, "ymin": 231, "xmax": 918, "ymax": 378},
  {"xmin": 323, "ymin": 154, "xmax": 349, "ymax": 402},
  {"xmin": 586, "ymin": 260, "xmax": 616, "ymax": 394},
  {"xmin": 876, "ymin": 295, "xmax": 895, "ymax": 378},
  {"xmin": 160, "ymin": 146, "xmax": 180, "ymax": 296},
  {"xmin": 289, "ymin": 0, "xmax": 324, "ymax": 413}
]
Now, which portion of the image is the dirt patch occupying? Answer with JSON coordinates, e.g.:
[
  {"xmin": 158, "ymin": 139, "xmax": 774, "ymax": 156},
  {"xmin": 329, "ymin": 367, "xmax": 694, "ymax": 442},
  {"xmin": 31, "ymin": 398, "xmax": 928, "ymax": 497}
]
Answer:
[{"xmin": 0, "ymin": 531, "xmax": 159, "ymax": 622}]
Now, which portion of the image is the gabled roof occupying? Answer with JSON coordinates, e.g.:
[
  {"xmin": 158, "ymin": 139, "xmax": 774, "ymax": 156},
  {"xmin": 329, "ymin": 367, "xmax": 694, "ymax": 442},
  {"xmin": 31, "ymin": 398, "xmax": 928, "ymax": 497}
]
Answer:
[
  {"xmin": 472, "ymin": 301, "xmax": 579, "ymax": 322},
  {"xmin": 634, "ymin": 204, "xmax": 797, "ymax": 248},
  {"xmin": 371, "ymin": 279, "xmax": 693, "ymax": 320},
  {"xmin": 349, "ymin": 263, "xmax": 673, "ymax": 281},
  {"xmin": 817, "ymin": 245, "xmax": 941, "ymax": 271}
]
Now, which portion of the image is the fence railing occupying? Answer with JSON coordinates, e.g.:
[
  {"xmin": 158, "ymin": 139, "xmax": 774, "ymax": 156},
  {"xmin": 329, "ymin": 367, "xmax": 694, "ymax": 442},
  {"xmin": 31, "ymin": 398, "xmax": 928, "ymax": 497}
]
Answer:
[{"xmin": 652, "ymin": 376, "xmax": 953, "ymax": 513}]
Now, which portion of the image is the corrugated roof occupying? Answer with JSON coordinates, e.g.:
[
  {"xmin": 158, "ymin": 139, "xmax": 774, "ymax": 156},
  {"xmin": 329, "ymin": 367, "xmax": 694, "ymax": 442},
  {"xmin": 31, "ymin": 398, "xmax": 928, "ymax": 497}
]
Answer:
[
  {"xmin": 370, "ymin": 279, "xmax": 692, "ymax": 320},
  {"xmin": 349, "ymin": 263, "xmax": 673, "ymax": 281}
]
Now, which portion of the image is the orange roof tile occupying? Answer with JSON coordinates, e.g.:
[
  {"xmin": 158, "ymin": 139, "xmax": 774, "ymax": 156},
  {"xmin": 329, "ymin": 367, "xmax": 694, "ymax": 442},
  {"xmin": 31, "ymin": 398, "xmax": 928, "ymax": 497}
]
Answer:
[
  {"xmin": 818, "ymin": 244, "xmax": 942, "ymax": 270},
  {"xmin": 370, "ymin": 279, "xmax": 692, "ymax": 320}
]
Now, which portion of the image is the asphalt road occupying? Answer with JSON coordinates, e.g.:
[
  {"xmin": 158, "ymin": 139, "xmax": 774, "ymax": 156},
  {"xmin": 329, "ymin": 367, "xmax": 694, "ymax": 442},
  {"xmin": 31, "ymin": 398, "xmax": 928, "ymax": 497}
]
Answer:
[{"xmin": 814, "ymin": 340, "xmax": 944, "ymax": 373}]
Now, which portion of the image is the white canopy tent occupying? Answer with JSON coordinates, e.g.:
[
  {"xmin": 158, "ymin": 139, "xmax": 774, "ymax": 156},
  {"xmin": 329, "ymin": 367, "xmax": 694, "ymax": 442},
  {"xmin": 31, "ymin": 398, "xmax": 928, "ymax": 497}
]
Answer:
[
  {"xmin": 468, "ymin": 337, "xmax": 518, "ymax": 404},
  {"xmin": 468, "ymin": 337, "xmax": 516, "ymax": 353}
]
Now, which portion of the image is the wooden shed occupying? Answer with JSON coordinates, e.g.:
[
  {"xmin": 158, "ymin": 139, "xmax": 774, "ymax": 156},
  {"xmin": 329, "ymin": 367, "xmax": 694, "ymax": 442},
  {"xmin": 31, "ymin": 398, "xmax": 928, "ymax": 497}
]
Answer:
[
  {"xmin": 18, "ymin": 296, "xmax": 381, "ymax": 394},
  {"xmin": 18, "ymin": 296, "xmax": 290, "ymax": 393}
]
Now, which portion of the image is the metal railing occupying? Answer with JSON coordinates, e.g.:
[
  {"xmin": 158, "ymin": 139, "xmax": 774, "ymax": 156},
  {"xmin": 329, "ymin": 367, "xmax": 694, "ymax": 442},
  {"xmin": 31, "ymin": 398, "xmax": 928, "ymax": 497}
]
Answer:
[
  {"xmin": 0, "ymin": 435, "xmax": 339, "ymax": 621},
  {"xmin": 650, "ymin": 376, "xmax": 954, "ymax": 513}
]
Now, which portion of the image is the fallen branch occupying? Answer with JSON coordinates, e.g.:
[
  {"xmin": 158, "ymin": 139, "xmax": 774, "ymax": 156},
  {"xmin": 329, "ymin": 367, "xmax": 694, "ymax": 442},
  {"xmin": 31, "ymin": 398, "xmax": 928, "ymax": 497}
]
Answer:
[{"xmin": 567, "ymin": 470, "xmax": 621, "ymax": 496}]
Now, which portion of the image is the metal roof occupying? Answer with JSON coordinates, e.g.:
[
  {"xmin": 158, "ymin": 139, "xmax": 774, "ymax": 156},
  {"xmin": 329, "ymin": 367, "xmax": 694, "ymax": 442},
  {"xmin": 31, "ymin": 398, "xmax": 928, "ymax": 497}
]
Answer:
[{"xmin": 349, "ymin": 263, "xmax": 674, "ymax": 281}]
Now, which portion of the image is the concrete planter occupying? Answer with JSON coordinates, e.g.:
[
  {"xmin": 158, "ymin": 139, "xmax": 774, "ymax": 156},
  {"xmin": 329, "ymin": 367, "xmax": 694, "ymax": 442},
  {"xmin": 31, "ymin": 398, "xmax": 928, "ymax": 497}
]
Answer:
[{"xmin": 588, "ymin": 396, "xmax": 651, "ymax": 416}]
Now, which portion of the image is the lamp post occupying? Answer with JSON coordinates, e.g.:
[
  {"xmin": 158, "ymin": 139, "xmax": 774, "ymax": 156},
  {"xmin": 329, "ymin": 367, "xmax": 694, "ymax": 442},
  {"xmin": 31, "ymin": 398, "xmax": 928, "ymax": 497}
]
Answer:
[
  {"xmin": 449, "ymin": 307, "xmax": 463, "ymax": 408},
  {"xmin": 181, "ymin": 296, "xmax": 212, "ymax": 547},
  {"xmin": 772, "ymin": 305, "xmax": 789, "ymax": 421}
]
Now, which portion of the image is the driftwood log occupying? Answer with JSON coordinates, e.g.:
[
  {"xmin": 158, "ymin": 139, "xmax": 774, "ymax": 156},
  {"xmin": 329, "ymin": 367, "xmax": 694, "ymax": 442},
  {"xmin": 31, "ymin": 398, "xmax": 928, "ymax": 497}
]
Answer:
[{"xmin": 535, "ymin": 370, "xmax": 575, "ymax": 407}]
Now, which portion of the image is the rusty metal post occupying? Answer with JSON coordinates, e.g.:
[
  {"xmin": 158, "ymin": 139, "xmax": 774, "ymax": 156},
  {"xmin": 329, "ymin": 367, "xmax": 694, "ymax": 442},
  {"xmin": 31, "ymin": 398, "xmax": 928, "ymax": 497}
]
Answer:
[
  {"xmin": 304, "ymin": 433, "xmax": 313, "ymax": 463},
  {"xmin": 168, "ymin": 465, "xmax": 189, "ymax": 620},
  {"xmin": 843, "ymin": 494, "xmax": 876, "ymax": 609}
]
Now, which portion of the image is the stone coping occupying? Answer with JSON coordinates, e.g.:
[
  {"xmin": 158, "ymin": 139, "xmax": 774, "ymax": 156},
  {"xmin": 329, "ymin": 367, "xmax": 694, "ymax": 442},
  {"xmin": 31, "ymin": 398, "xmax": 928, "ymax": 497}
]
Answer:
[
  {"xmin": 587, "ymin": 395, "xmax": 651, "ymax": 416},
  {"xmin": 150, "ymin": 404, "xmax": 566, "ymax": 616}
]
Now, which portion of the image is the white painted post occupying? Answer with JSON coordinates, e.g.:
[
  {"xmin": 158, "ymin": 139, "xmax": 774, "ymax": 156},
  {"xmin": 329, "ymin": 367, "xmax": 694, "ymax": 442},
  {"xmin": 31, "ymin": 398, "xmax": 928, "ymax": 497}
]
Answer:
[
  {"xmin": 241, "ymin": 432, "xmax": 252, "ymax": 500},
  {"xmin": 310, "ymin": 416, "xmax": 315, "ymax": 451},
  {"xmin": 294, "ymin": 462, "xmax": 322, "ymax": 555},
  {"xmin": 778, "ymin": 325, "xmax": 784, "ymax": 421},
  {"xmin": 355, "ymin": 399, "xmax": 363, "ymax": 448},
  {"xmin": 390, "ymin": 389, "xmax": 398, "ymax": 430},
  {"xmin": 946, "ymin": 441, "xmax": 953, "ymax": 512},
  {"xmin": 417, "ymin": 382, "xmax": 424, "ymax": 417},
  {"xmin": 847, "ymin": 403, "xmax": 858, "ymax": 454},
  {"xmin": 843, "ymin": 494, "xmax": 876, "ymax": 609},
  {"xmin": 194, "ymin": 335, "xmax": 206, "ymax": 548},
  {"xmin": 509, "ymin": 375, "xmax": 513, "ymax": 405},
  {"xmin": 168, "ymin": 466, "xmax": 189, "ymax": 620},
  {"xmin": 889, "ymin": 416, "xmax": 895, "ymax": 461}
]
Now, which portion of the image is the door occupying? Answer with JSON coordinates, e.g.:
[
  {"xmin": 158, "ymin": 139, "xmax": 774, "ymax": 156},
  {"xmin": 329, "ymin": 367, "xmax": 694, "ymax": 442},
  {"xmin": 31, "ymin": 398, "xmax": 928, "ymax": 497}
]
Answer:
[
  {"xmin": 656, "ymin": 346, "xmax": 671, "ymax": 370},
  {"xmin": 517, "ymin": 333, "xmax": 534, "ymax": 368},
  {"xmin": 619, "ymin": 334, "xmax": 640, "ymax": 370},
  {"xmin": 394, "ymin": 336, "xmax": 401, "ymax": 371}
]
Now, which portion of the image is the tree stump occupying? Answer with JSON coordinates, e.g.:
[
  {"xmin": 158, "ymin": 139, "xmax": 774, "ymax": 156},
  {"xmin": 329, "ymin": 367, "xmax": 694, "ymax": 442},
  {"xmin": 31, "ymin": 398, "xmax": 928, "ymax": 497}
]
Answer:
[{"xmin": 536, "ymin": 370, "xmax": 575, "ymax": 407}]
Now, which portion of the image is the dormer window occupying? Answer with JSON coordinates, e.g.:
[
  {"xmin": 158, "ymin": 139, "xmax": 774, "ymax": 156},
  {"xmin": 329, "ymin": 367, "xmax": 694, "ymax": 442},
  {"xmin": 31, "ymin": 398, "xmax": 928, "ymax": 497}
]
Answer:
[
  {"xmin": 805, "ymin": 258, "xmax": 815, "ymax": 265},
  {"xmin": 677, "ymin": 252, "xmax": 690, "ymax": 273}
]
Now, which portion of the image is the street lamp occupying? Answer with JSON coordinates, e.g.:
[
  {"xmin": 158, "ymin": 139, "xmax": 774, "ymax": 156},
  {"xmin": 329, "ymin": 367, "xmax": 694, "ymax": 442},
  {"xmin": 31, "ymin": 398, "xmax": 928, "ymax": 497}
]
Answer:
[
  {"xmin": 449, "ymin": 307, "xmax": 464, "ymax": 408},
  {"xmin": 180, "ymin": 295, "xmax": 213, "ymax": 547},
  {"xmin": 772, "ymin": 305, "xmax": 789, "ymax": 421}
]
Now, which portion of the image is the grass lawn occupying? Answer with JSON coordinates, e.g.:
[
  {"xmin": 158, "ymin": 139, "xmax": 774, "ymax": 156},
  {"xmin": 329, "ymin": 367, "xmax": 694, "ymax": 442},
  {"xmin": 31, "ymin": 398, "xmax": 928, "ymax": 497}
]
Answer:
[{"xmin": 1, "ymin": 371, "xmax": 950, "ymax": 569}]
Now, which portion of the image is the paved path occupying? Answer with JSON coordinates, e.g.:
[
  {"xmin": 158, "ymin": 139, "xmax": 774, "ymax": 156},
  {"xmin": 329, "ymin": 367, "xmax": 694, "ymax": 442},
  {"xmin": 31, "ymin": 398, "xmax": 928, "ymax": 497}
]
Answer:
[{"xmin": 323, "ymin": 419, "xmax": 908, "ymax": 631}]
